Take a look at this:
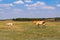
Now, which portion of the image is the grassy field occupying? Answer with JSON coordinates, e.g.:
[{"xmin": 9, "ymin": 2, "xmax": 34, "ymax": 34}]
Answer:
[{"xmin": 0, "ymin": 20, "xmax": 60, "ymax": 40}]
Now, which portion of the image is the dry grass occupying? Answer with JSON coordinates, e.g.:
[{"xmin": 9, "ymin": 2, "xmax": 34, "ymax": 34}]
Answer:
[{"xmin": 0, "ymin": 21, "xmax": 60, "ymax": 40}]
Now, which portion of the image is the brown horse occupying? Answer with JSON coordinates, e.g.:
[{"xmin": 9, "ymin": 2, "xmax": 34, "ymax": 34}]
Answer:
[{"xmin": 33, "ymin": 20, "xmax": 46, "ymax": 27}]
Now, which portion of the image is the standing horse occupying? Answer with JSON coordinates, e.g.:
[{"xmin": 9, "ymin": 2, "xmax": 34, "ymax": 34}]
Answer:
[
  {"xmin": 33, "ymin": 20, "xmax": 46, "ymax": 27},
  {"xmin": 6, "ymin": 22, "xmax": 13, "ymax": 27}
]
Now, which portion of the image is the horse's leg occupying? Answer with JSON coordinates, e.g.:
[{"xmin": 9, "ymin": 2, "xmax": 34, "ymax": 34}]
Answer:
[
  {"xmin": 42, "ymin": 24, "xmax": 46, "ymax": 28},
  {"xmin": 36, "ymin": 23, "xmax": 40, "ymax": 28},
  {"xmin": 37, "ymin": 24, "xmax": 40, "ymax": 28}
]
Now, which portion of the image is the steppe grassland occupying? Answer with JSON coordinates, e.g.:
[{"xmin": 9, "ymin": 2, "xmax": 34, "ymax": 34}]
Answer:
[{"xmin": 0, "ymin": 21, "xmax": 60, "ymax": 40}]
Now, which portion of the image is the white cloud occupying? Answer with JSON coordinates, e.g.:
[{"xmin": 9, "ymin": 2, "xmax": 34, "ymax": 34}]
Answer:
[
  {"xmin": 42, "ymin": 6, "xmax": 55, "ymax": 10},
  {"xmin": 25, "ymin": 1, "xmax": 45, "ymax": 6},
  {"xmin": 0, "ymin": 4, "xmax": 11, "ymax": 7},
  {"xmin": 0, "ymin": 4, "xmax": 14, "ymax": 10},
  {"xmin": 9, "ymin": 3, "xmax": 14, "ymax": 6},
  {"xmin": 0, "ymin": 7, "xmax": 22, "ymax": 14},
  {"xmin": 14, "ymin": 0, "xmax": 24, "ymax": 4},
  {"xmin": 25, "ymin": 1, "xmax": 55, "ymax": 10},
  {"xmin": 25, "ymin": 0, "xmax": 32, "ymax": 3},
  {"xmin": 57, "ymin": 4, "xmax": 60, "ymax": 7},
  {"xmin": 36, "ymin": 1, "xmax": 45, "ymax": 5},
  {"xmin": 0, "ymin": 0, "xmax": 2, "ymax": 2},
  {"xmin": 12, "ymin": 9, "xmax": 22, "ymax": 13}
]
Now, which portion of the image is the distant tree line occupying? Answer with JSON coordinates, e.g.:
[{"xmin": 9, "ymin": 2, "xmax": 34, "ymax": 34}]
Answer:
[
  {"xmin": 55, "ymin": 17, "xmax": 60, "ymax": 21},
  {"xmin": 0, "ymin": 17, "xmax": 60, "ymax": 21},
  {"xmin": 12, "ymin": 17, "xmax": 60, "ymax": 21},
  {"xmin": 12, "ymin": 18, "xmax": 46, "ymax": 21}
]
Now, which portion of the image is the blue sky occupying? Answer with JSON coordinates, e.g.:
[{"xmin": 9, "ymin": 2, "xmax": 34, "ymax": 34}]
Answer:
[{"xmin": 0, "ymin": 0, "xmax": 60, "ymax": 19}]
